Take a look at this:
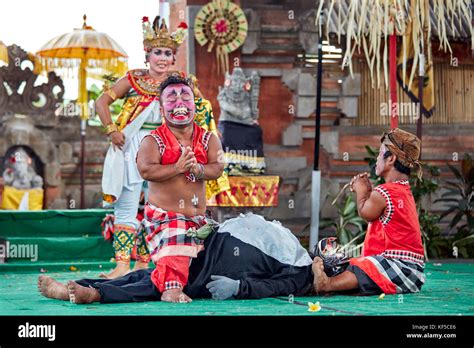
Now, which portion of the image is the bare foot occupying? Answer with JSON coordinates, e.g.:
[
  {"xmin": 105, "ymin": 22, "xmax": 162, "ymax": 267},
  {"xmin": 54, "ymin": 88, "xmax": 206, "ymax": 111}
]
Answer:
[
  {"xmin": 38, "ymin": 275, "xmax": 69, "ymax": 300},
  {"xmin": 161, "ymin": 288, "xmax": 192, "ymax": 303},
  {"xmin": 67, "ymin": 281, "xmax": 100, "ymax": 304},
  {"xmin": 312, "ymin": 257, "xmax": 330, "ymax": 294},
  {"xmin": 99, "ymin": 261, "xmax": 130, "ymax": 279},
  {"xmin": 131, "ymin": 261, "xmax": 149, "ymax": 272}
]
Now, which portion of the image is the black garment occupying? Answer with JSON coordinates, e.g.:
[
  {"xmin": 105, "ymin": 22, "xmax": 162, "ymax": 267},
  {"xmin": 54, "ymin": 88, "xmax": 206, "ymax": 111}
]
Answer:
[
  {"xmin": 218, "ymin": 120, "xmax": 265, "ymax": 157},
  {"xmin": 76, "ymin": 231, "xmax": 314, "ymax": 303},
  {"xmin": 346, "ymin": 264, "xmax": 383, "ymax": 295},
  {"xmin": 186, "ymin": 231, "xmax": 313, "ymax": 299},
  {"xmin": 76, "ymin": 269, "xmax": 159, "ymax": 304}
]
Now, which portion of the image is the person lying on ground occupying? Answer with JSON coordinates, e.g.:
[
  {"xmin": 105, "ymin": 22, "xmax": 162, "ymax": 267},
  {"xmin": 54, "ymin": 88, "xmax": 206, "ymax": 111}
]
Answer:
[{"xmin": 38, "ymin": 213, "xmax": 315, "ymax": 304}]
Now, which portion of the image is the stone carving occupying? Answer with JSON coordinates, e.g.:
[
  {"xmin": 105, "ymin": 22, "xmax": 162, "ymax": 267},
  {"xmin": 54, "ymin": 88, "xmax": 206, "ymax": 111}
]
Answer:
[
  {"xmin": 1, "ymin": 114, "xmax": 56, "ymax": 164},
  {"xmin": 3, "ymin": 148, "xmax": 43, "ymax": 189},
  {"xmin": 217, "ymin": 68, "xmax": 261, "ymax": 125},
  {"xmin": 242, "ymin": 9, "xmax": 261, "ymax": 54},
  {"xmin": 299, "ymin": 9, "xmax": 319, "ymax": 55},
  {"xmin": 0, "ymin": 44, "xmax": 64, "ymax": 125},
  {"xmin": 217, "ymin": 68, "xmax": 265, "ymax": 175}
]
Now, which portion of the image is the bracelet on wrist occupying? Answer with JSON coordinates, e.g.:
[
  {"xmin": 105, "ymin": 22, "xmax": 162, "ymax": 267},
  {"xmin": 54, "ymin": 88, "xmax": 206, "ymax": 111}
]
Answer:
[
  {"xmin": 196, "ymin": 164, "xmax": 204, "ymax": 180},
  {"xmin": 105, "ymin": 123, "xmax": 118, "ymax": 135}
]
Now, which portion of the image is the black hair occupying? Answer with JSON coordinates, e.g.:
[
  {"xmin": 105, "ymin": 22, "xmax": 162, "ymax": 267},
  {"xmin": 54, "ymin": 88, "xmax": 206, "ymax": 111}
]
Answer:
[
  {"xmin": 383, "ymin": 150, "xmax": 411, "ymax": 175},
  {"xmin": 153, "ymin": 15, "xmax": 161, "ymax": 33},
  {"xmin": 159, "ymin": 74, "xmax": 194, "ymax": 98}
]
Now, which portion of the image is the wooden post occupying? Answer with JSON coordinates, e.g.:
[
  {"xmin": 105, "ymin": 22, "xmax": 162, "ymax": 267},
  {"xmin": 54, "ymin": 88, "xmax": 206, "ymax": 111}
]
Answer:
[
  {"xmin": 389, "ymin": 34, "xmax": 398, "ymax": 129},
  {"xmin": 416, "ymin": 53, "xmax": 424, "ymax": 157},
  {"xmin": 80, "ymin": 119, "xmax": 86, "ymax": 209},
  {"xmin": 79, "ymin": 59, "xmax": 87, "ymax": 209},
  {"xmin": 310, "ymin": 12, "xmax": 324, "ymax": 251}
]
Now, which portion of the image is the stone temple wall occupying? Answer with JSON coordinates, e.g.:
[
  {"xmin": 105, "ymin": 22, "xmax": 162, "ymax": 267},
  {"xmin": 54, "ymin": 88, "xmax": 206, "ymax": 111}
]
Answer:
[
  {"xmin": 0, "ymin": 44, "xmax": 109, "ymax": 209},
  {"xmin": 175, "ymin": 0, "xmax": 474, "ymax": 241}
]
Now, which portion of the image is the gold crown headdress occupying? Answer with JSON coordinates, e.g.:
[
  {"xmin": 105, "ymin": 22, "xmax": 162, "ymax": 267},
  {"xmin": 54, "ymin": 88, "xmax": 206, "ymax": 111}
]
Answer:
[{"xmin": 142, "ymin": 16, "xmax": 188, "ymax": 52}]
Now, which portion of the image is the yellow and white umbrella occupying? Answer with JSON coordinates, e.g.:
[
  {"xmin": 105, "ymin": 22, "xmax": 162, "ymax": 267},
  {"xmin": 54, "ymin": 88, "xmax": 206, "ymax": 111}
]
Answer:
[
  {"xmin": 36, "ymin": 15, "xmax": 128, "ymax": 119},
  {"xmin": 36, "ymin": 15, "xmax": 128, "ymax": 209}
]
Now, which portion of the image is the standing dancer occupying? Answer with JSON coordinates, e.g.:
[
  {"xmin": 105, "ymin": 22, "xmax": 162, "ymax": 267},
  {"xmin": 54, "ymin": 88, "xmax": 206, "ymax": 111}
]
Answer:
[{"xmin": 96, "ymin": 16, "xmax": 187, "ymax": 279}]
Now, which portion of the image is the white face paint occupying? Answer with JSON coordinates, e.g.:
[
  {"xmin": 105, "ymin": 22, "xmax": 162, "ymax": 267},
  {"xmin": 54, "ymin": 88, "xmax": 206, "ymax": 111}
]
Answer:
[
  {"xmin": 375, "ymin": 144, "xmax": 388, "ymax": 176},
  {"xmin": 161, "ymin": 83, "xmax": 195, "ymax": 127}
]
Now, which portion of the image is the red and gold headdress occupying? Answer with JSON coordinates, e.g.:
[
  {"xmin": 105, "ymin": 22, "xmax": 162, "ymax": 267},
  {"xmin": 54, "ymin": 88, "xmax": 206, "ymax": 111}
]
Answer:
[{"xmin": 142, "ymin": 16, "xmax": 188, "ymax": 52}]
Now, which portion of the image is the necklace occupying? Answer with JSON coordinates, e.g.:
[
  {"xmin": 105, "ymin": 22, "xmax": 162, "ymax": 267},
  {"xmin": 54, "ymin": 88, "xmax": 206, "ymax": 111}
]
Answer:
[
  {"xmin": 130, "ymin": 69, "xmax": 163, "ymax": 96},
  {"xmin": 192, "ymin": 194, "xmax": 199, "ymax": 207},
  {"xmin": 393, "ymin": 179, "xmax": 409, "ymax": 185}
]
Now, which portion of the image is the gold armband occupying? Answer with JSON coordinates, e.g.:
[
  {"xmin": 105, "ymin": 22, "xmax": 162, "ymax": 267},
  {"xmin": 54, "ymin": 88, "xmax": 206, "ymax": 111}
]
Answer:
[
  {"xmin": 105, "ymin": 123, "xmax": 118, "ymax": 135},
  {"xmin": 104, "ymin": 89, "xmax": 118, "ymax": 101}
]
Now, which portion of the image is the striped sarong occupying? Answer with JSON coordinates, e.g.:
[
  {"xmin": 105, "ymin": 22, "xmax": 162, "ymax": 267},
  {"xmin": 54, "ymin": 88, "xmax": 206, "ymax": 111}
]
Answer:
[
  {"xmin": 350, "ymin": 250, "xmax": 426, "ymax": 294},
  {"xmin": 143, "ymin": 203, "xmax": 207, "ymax": 264}
]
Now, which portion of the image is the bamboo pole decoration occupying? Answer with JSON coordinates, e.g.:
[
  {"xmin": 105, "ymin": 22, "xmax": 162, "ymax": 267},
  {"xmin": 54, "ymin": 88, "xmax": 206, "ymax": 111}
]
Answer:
[
  {"xmin": 389, "ymin": 34, "xmax": 398, "ymax": 129},
  {"xmin": 356, "ymin": 62, "xmax": 473, "ymax": 126},
  {"xmin": 79, "ymin": 58, "xmax": 88, "ymax": 209},
  {"xmin": 78, "ymin": 58, "xmax": 88, "ymax": 120},
  {"xmin": 316, "ymin": 0, "xmax": 474, "ymax": 90}
]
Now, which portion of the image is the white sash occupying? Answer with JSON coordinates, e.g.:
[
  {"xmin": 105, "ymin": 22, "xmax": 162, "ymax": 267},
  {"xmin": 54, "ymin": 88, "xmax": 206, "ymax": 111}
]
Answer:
[
  {"xmin": 218, "ymin": 213, "xmax": 313, "ymax": 267},
  {"xmin": 101, "ymin": 100, "xmax": 159, "ymax": 206}
]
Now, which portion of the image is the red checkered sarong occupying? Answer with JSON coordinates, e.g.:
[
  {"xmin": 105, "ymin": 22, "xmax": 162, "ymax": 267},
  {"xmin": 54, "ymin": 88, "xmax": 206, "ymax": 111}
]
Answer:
[{"xmin": 143, "ymin": 203, "xmax": 207, "ymax": 264}]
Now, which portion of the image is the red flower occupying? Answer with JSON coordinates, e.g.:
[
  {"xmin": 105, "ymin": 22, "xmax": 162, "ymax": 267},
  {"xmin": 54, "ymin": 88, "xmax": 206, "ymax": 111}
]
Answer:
[
  {"xmin": 178, "ymin": 22, "xmax": 188, "ymax": 29},
  {"xmin": 142, "ymin": 16, "xmax": 149, "ymax": 23},
  {"xmin": 9, "ymin": 155, "xmax": 16, "ymax": 164},
  {"xmin": 215, "ymin": 19, "xmax": 228, "ymax": 33}
]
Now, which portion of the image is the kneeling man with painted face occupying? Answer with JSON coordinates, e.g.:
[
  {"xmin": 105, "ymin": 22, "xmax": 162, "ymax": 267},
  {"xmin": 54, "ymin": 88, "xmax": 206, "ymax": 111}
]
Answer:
[{"xmin": 134, "ymin": 73, "xmax": 224, "ymax": 303}]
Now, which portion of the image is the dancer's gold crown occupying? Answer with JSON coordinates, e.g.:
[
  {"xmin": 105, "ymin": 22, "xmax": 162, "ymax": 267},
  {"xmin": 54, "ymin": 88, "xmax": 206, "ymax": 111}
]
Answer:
[{"xmin": 142, "ymin": 16, "xmax": 188, "ymax": 52}]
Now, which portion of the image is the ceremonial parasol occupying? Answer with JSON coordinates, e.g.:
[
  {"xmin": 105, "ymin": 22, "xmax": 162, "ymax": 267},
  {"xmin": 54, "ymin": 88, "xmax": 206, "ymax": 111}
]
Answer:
[
  {"xmin": 36, "ymin": 14, "xmax": 128, "ymax": 120},
  {"xmin": 36, "ymin": 15, "xmax": 128, "ymax": 209}
]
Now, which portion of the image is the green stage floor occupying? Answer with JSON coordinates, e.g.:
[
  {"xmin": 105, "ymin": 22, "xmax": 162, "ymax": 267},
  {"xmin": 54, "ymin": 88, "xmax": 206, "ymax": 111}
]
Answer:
[
  {"xmin": 2, "ymin": 210, "xmax": 472, "ymax": 316},
  {"xmin": 1, "ymin": 262, "xmax": 473, "ymax": 316}
]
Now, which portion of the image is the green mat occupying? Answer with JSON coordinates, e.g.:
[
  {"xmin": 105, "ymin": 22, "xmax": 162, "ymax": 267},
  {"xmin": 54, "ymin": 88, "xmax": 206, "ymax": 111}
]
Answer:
[
  {"xmin": 0, "ymin": 209, "xmax": 114, "ymax": 273},
  {"xmin": 6, "ymin": 236, "xmax": 113, "ymax": 261},
  {"xmin": 0, "ymin": 262, "xmax": 473, "ymax": 316},
  {"xmin": 0, "ymin": 209, "xmax": 112, "ymax": 237},
  {"xmin": 1, "ymin": 210, "xmax": 473, "ymax": 316}
]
